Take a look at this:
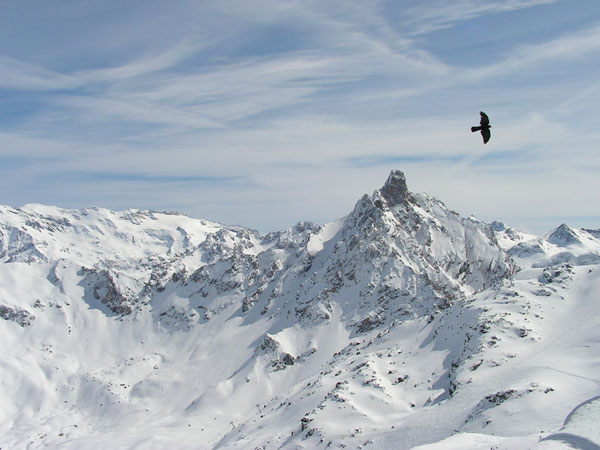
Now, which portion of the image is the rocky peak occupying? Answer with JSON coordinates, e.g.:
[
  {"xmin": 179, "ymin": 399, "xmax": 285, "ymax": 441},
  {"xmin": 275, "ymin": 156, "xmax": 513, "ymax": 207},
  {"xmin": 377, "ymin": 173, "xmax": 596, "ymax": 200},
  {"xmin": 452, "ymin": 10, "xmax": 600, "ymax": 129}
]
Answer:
[
  {"xmin": 547, "ymin": 223, "xmax": 580, "ymax": 247},
  {"xmin": 583, "ymin": 228, "xmax": 600, "ymax": 239},
  {"xmin": 379, "ymin": 170, "xmax": 408, "ymax": 207},
  {"xmin": 490, "ymin": 221, "xmax": 507, "ymax": 232}
]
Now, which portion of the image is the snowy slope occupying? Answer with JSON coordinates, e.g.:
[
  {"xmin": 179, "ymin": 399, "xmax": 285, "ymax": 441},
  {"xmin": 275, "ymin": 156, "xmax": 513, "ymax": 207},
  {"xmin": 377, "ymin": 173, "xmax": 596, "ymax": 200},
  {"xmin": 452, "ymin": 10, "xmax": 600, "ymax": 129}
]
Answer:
[{"xmin": 0, "ymin": 171, "xmax": 599, "ymax": 449}]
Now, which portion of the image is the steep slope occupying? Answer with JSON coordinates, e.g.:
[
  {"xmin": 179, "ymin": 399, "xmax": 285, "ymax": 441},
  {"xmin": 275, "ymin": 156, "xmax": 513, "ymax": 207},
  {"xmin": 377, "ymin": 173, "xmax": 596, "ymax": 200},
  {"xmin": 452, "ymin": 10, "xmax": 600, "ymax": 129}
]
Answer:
[
  {"xmin": 0, "ymin": 171, "xmax": 598, "ymax": 449},
  {"xmin": 495, "ymin": 220, "xmax": 600, "ymax": 268}
]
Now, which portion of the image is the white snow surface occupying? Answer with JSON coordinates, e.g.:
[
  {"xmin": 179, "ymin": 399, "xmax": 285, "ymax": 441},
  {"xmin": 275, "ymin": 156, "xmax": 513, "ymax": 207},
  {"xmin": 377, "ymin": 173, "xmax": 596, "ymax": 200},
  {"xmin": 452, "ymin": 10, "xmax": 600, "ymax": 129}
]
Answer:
[{"xmin": 1, "ymin": 170, "xmax": 599, "ymax": 449}]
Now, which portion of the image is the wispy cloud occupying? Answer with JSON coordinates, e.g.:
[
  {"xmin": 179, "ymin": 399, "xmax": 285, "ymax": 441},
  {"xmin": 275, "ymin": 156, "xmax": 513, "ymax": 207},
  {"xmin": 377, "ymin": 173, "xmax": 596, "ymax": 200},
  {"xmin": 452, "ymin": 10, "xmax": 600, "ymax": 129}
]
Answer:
[
  {"xmin": 401, "ymin": 0, "xmax": 561, "ymax": 34},
  {"xmin": 467, "ymin": 24, "xmax": 600, "ymax": 79},
  {"xmin": 76, "ymin": 40, "xmax": 205, "ymax": 84},
  {"xmin": 18, "ymin": 51, "xmax": 375, "ymax": 136},
  {"xmin": 67, "ymin": 172, "xmax": 245, "ymax": 185},
  {"xmin": 343, "ymin": 154, "xmax": 466, "ymax": 167},
  {"xmin": 0, "ymin": 56, "xmax": 78, "ymax": 90}
]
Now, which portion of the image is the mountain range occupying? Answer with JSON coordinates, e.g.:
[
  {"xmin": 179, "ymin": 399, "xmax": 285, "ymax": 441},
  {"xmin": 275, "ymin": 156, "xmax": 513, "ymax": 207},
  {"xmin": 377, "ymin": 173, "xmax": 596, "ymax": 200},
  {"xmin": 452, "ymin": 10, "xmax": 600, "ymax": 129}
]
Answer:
[{"xmin": 1, "ymin": 170, "xmax": 599, "ymax": 449}]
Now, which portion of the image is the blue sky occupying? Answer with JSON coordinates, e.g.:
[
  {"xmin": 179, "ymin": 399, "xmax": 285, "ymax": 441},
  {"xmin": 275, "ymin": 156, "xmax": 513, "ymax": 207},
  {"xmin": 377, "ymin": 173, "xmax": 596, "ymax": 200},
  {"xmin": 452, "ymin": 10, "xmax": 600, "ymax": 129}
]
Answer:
[{"xmin": 1, "ymin": 0, "xmax": 599, "ymax": 233}]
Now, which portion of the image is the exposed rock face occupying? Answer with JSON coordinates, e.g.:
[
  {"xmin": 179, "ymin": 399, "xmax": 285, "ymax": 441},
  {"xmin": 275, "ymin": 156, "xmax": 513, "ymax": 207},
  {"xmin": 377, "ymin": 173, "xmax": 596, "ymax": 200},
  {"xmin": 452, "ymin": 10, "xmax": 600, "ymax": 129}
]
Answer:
[
  {"xmin": 490, "ymin": 221, "xmax": 507, "ymax": 232},
  {"xmin": 379, "ymin": 170, "xmax": 409, "ymax": 207},
  {"xmin": 583, "ymin": 228, "xmax": 600, "ymax": 239},
  {"xmin": 0, "ymin": 226, "xmax": 47, "ymax": 263},
  {"xmin": 79, "ymin": 268, "xmax": 138, "ymax": 315},
  {"xmin": 0, "ymin": 305, "xmax": 35, "ymax": 327},
  {"xmin": 547, "ymin": 223, "xmax": 581, "ymax": 247}
]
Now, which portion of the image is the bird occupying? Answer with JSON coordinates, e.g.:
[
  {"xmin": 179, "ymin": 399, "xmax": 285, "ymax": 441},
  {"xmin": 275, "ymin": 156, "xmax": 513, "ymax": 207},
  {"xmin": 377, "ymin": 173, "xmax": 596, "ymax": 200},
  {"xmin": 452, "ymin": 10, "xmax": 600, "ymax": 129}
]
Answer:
[{"xmin": 471, "ymin": 111, "xmax": 491, "ymax": 144}]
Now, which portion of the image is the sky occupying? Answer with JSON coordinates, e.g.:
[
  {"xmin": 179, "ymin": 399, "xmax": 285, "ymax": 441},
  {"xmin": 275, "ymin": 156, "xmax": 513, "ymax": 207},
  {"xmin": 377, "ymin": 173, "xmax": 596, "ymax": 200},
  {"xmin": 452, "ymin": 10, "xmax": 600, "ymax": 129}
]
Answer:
[{"xmin": 1, "ymin": 0, "xmax": 599, "ymax": 234}]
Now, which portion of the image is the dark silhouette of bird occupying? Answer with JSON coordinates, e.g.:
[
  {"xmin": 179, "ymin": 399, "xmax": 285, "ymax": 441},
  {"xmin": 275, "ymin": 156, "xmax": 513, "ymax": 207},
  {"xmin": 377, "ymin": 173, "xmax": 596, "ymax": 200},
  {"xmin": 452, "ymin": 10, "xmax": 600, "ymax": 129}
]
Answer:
[{"xmin": 471, "ymin": 111, "xmax": 491, "ymax": 144}]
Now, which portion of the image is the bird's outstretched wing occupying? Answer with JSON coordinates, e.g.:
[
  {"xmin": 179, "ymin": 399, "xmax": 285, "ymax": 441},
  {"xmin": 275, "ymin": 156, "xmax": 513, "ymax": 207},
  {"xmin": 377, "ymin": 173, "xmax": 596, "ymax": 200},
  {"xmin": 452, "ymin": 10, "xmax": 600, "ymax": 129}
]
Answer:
[
  {"xmin": 481, "ymin": 127, "xmax": 491, "ymax": 144},
  {"xmin": 480, "ymin": 111, "xmax": 489, "ymax": 126}
]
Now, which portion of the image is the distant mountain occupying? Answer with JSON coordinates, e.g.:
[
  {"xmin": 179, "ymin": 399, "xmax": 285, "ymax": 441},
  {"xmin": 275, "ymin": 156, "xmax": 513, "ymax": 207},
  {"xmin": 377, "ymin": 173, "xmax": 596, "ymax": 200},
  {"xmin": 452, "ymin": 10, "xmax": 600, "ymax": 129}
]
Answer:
[{"xmin": 1, "ymin": 170, "xmax": 599, "ymax": 449}]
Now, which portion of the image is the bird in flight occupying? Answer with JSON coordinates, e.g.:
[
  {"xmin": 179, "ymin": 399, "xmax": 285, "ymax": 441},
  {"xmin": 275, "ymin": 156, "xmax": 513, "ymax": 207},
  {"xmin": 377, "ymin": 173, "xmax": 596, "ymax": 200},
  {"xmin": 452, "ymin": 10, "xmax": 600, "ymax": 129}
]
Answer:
[{"xmin": 471, "ymin": 111, "xmax": 491, "ymax": 144}]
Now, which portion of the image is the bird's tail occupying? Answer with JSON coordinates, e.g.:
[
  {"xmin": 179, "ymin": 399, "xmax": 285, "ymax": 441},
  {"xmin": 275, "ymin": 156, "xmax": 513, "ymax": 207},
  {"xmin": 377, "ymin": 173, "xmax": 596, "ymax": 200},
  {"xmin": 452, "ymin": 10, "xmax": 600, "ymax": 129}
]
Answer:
[{"xmin": 471, "ymin": 126, "xmax": 482, "ymax": 132}]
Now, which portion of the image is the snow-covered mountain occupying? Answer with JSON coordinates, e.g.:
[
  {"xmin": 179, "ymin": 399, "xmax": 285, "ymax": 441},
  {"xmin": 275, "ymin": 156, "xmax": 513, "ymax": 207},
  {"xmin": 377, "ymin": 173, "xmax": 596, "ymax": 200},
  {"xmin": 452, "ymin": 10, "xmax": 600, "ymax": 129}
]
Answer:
[{"xmin": 1, "ymin": 170, "xmax": 599, "ymax": 449}]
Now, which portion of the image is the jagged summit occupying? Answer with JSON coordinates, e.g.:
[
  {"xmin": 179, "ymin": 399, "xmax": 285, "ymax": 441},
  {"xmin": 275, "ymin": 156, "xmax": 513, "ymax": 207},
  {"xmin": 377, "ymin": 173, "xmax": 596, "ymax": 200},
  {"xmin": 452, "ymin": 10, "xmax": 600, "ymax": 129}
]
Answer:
[
  {"xmin": 491, "ymin": 220, "xmax": 507, "ymax": 232},
  {"xmin": 379, "ymin": 169, "xmax": 408, "ymax": 206},
  {"xmin": 547, "ymin": 223, "xmax": 581, "ymax": 247}
]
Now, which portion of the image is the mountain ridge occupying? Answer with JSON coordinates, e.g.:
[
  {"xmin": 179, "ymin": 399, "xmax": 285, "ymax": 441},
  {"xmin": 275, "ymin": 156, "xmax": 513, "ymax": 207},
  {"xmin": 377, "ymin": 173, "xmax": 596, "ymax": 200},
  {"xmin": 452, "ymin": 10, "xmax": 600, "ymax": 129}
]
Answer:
[{"xmin": 1, "ymin": 170, "xmax": 599, "ymax": 449}]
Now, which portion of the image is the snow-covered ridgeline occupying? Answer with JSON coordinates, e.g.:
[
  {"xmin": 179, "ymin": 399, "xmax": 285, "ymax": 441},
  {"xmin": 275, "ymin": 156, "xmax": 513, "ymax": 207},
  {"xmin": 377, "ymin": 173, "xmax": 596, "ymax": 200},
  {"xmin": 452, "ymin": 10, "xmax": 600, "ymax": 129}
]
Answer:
[{"xmin": 0, "ymin": 170, "xmax": 599, "ymax": 449}]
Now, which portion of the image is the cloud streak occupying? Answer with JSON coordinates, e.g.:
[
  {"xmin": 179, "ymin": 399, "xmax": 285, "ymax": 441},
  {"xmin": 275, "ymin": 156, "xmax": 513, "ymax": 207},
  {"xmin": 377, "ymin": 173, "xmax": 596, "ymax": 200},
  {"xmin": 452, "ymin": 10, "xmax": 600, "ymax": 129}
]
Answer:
[
  {"xmin": 400, "ymin": 0, "xmax": 561, "ymax": 34},
  {"xmin": 0, "ymin": 56, "xmax": 79, "ymax": 90},
  {"xmin": 466, "ymin": 24, "xmax": 600, "ymax": 79}
]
